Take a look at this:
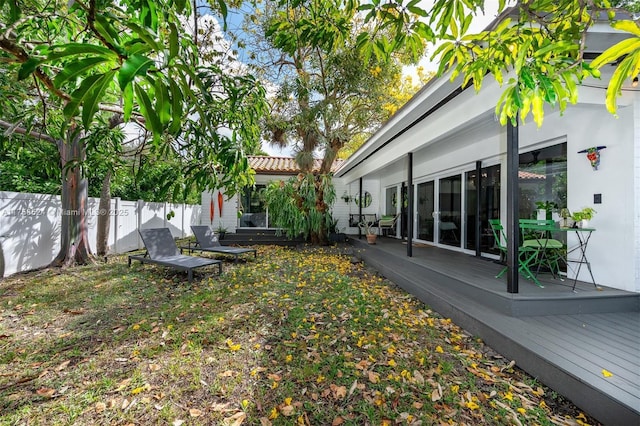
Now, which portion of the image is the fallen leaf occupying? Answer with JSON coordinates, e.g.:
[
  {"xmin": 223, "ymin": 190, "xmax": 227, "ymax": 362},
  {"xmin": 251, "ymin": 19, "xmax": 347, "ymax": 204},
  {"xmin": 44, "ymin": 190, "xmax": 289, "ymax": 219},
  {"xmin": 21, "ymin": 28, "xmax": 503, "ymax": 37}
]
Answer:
[
  {"xmin": 355, "ymin": 360, "xmax": 369, "ymax": 370},
  {"xmin": 280, "ymin": 405, "xmax": 295, "ymax": 416},
  {"xmin": 368, "ymin": 371, "xmax": 380, "ymax": 384},
  {"xmin": 348, "ymin": 380, "xmax": 358, "ymax": 398},
  {"xmin": 36, "ymin": 388, "xmax": 55, "ymax": 398},
  {"xmin": 95, "ymin": 402, "xmax": 106, "ymax": 413},
  {"xmin": 431, "ymin": 386, "xmax": 442, "ymax": 402},
  {"xmin": 332, "ymin": 417, "xmax": 344, "ymax": 426},
  {"xmin": 63, "ymin": 308, "xmax": 84, "ymax": 315},
  {"xmin": 219, "ymin": 370, "xmax": 234, "ymax": 377},
  {"xmin": 172, "ymin": 421, "xmax": 185, "ymax": 426},
  {"xmin": 412, "ymin": 370, "xmax": 424, "ymax": 385},
  {"xmin": 116, "ymin": 378, "xmax": 132, "ymax": 391},
  {"xmin": 56, "ymin": 360, "xmax": 71, "ymax": 371},
  {"xmin": 224, "ymin": 411, "xmax": 247, "ymax": 425},
  {"xmin": 330, "ymin": 384, "xmax": 347, "ymax": 400},
  {"xmin": 189, "ymin": 408, "xmax": 203, "ymax": 417},
  {"xmin": 602, "ymin": 369, "xmax": 613, "ymax": 378},
  {"xmin": 148, "ymin": 364, "xmax": 161, "ymax": 372}
]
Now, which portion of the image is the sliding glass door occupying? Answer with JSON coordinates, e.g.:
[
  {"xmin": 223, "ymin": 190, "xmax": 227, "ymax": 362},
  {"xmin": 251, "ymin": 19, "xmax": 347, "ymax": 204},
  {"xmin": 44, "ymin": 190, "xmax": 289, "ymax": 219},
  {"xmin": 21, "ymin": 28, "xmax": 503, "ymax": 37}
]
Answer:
[
  {"xmin": 416, "ymin": 181, "xmax": 435, "ymax": 242},
  {"xmin": 438, "ymin": 175, "xmax": 462, "ymax": 247},
  {"xmin": 465, "ymin": 165, "xmax": 501, "ymax": 255}
]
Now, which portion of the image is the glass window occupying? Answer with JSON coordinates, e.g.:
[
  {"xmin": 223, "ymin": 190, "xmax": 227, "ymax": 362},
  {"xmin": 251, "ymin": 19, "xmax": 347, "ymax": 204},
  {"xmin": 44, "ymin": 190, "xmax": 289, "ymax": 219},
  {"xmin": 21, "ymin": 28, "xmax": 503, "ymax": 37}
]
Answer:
[
  {"xmin": 239, "ymin": 184, "xmax": 267, "ymax": 227},
  {"xmin": 519, "ymin": 143, "xmax": 567, "ymax": 219},
  {"xmin": 385, "ymin": 187, "xmax": 396, "ymax": 215},
  {"xmin": 465, "ymin": 165, "xmax": 501, "ymax": 254}
]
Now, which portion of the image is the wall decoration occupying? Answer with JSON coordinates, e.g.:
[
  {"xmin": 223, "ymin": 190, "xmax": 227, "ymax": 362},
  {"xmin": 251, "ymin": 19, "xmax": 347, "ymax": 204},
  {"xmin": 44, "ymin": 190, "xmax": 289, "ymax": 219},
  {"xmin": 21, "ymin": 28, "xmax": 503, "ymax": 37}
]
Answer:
[{"xmin": 578, "ymin": 146, "xmax": 606, "ymax": 171}]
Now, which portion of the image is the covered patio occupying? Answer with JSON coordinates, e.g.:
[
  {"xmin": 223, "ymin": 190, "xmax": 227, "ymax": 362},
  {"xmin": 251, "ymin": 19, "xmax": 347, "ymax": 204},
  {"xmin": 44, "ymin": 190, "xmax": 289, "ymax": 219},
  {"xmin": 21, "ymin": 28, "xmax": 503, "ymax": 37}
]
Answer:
[{"xmin": 348, "ymin": 235, "xmax": 640, "ymax": 424}]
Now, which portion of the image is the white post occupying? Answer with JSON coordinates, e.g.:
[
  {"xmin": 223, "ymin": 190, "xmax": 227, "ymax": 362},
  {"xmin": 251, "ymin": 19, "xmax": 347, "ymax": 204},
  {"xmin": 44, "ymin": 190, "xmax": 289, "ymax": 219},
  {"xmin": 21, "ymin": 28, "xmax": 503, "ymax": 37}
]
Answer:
[
  {"xmin": 113, "ymin": 197, "xmax": 120, "ymax": 253},
  {"xmin": 181, "ymin": 203, "xmax": 186, "ymax": 237},
  {"xmin": 137, "ymin": 199, "xmax": 143, "ymax": 249}
]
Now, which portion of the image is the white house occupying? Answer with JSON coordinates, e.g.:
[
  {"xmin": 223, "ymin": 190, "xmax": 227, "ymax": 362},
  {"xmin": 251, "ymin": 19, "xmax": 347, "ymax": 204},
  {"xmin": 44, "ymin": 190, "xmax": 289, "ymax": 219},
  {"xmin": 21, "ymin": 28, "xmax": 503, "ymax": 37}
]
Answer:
[
  {"xmin": 202, "ymin": 156, "xmax": 355, "ymax": 233},
  {"xmin": 335, "ymin": 16, "xmax": 639, "ymax": 293}
]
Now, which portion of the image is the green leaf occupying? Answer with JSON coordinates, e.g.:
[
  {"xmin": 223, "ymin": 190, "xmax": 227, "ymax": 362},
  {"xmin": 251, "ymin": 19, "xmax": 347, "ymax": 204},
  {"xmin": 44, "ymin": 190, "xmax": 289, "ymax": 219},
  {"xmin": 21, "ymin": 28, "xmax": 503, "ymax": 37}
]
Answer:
[
  {"xmin": 531, "ymin": 89, "xmax": 544, "ymax": 127},
  {"xmin": 63, "ymin": 74, "xmax": 98, "ymax": 119},
  {"xmin": 81, "ymin": 70, "xmax": 116, "ymax": 128},
  {"xmin": 155, "ymin": 78, "xmax": 171, "ymax": 125},
  {"xmin": 118, "ymin": 54, "xmax": 153, "ymax": 90},
  {"xmin": 48, "ymin": 43, "xmax": 116, "ymax": 61},
  {"xmin": 217, "ymin": 0, "xmax": 228, "ymax": 30},
  {"xmin": 135, "ymin": 83, "xmax": 162, "ymax": 135},
  {"xmin": 54, "ymin": 57, "xmax": 108, "ymax": 88},
  {"xmin": 591, "ymin": 37, "xmax": 640, "ymax": 69},
  {"xmin": 169, "ymin": 23, "xmax": 179, "ymax": 58},
  {"xmin": 17, "ymin": 57, "xmax": 41, "ymax": 80},
  {"xmin": 123, "ymin": 83, "xmax": 134, "ymax": 122},
  {"xmin": 94, "ymin": 15, "xmax": 120, "ymax": 47},
  {"xmin": 612, "ymin": 20, "xmax": 640, "ymax": 37},
  {"xmin": 168, "ymin": 79, "xmax": 183, "ymax": 134},
  {"xmin": 124, "ymin": 22, "xmax": 162, "ymax": 52},
  {"xmin": 604, "ymin": 51, "xmax": 640, "ymax": 115}
]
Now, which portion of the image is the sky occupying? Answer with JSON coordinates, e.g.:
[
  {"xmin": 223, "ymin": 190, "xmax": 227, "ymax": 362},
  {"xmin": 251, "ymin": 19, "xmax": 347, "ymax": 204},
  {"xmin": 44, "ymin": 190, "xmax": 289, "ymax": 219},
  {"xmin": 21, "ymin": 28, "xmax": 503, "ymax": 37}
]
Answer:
[{"xmin": 216, "ymin": 1, "xmax": 506, "ymax": 157}]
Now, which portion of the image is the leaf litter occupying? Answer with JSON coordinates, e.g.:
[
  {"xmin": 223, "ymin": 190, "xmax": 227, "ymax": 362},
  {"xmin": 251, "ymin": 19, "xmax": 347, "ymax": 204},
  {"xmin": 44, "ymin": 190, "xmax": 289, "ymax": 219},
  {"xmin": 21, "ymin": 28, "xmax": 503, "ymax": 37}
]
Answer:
[{"xmin": 0, "ymin": 245, "xmax": 601, "ymax": 425}]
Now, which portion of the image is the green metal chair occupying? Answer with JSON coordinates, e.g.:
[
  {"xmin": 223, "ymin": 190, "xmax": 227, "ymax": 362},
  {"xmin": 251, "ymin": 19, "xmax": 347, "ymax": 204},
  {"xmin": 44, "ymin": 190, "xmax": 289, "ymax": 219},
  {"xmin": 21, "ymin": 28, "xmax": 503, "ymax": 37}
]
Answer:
[
  {"xmin": 489, "ymin": 219, "xmax": 544, "ymax": 288},
  {"xmin": 518, "ymin": 219, "xmax": 564, "ymax": 279}
]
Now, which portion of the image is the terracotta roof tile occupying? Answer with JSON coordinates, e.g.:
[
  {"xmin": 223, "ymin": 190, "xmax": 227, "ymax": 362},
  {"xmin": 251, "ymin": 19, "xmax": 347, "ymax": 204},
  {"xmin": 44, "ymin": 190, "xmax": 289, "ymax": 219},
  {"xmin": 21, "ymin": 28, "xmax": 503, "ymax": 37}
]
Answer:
[
  {"xmin": 248, "ymin": 156, "xmax": 343, "ymax": 174},
  {"xmin": 519, "ymin": 171, "xmax": 546, "ymax": 180}
]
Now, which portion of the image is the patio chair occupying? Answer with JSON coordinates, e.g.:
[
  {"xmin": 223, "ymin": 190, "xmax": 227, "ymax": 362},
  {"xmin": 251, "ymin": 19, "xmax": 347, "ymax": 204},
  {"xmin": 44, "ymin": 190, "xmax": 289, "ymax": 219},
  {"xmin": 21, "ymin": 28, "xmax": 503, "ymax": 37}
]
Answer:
[
  {"xmin": 190, "ymin": 225, "xmax": 257, "ymax": 263},
  {"xmin": 128, "ymin": 228, "xmax": 222, "ymax": 282},
  {"xmin": 378, "ymin": 214, "xmax": 399, "ymax": 236},
  {"xmin": 519, "ymin": 219, "xmax": 564, "ymax": 278},
  {"xmin": 488, "ymin": 219, "xmax": 543, "ymax": 288}
]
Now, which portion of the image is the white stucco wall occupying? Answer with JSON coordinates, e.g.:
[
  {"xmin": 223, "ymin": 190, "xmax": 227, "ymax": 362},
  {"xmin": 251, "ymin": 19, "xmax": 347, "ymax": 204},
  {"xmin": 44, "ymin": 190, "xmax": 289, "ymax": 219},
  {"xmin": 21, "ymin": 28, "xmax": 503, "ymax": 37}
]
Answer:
[
  {"xmin": 201, "ymin": 174, "xmax": 354, "ymax": 235},
  {"xmin": 635, "ymin": 95, "xmax": 640, "ymax": 293},
  {"xmin": 336, "ymin": 93, "xmax": 639, "ymax": 292},
  {"xmin": 516, "ymin": 105, "xmax": 635, "ymax": 291}
]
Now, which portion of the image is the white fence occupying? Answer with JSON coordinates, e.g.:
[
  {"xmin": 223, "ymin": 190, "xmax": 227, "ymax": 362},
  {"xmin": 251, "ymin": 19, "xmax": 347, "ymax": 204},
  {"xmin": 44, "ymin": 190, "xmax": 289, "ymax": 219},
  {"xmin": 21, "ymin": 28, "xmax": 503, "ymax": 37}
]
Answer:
[{"xmin": 0, "ymin": 191, "xmax": 201, "ymax": 278}]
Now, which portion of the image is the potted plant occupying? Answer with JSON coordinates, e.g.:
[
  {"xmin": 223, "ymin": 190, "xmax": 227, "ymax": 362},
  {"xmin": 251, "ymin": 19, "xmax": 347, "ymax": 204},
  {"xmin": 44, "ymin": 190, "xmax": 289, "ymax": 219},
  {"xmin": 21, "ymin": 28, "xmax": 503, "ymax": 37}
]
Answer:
[
  {"xmin": 359, "ymin": 220, "xmax": 378, "ymax": 244},
  {"xmin": 535, "ymin": 201, "xmax": 558, "ymax": 221},
  {"xmin": 328, "ymin": 218, "xmax": 346, "ymax": 243},
  {"xmin": 559, "ymin": 208, "xmax": 571, "ymax": 228},
  {"xmin": 571, "ymin": 207, "xmax": 596, "ymax": 228},
  {"xmin": 216, "ymin": 222, "xmax": 228, "ymax": 239}
]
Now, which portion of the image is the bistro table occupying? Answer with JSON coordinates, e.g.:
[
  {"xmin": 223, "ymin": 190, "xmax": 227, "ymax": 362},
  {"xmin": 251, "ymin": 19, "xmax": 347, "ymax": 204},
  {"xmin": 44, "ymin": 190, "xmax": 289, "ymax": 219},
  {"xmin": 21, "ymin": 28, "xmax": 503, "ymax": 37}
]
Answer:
[{"xmin": 519, "ymin": 222, "xmax": 598, "ymax": 292}]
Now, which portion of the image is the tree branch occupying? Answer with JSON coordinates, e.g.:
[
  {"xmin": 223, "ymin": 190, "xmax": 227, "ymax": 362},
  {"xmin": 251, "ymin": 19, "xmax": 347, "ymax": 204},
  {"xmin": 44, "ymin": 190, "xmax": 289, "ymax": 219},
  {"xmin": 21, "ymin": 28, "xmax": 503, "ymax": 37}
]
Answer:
[{"xmin": 0, "ymin": 119, "xmax": 58, "ymax": 144}]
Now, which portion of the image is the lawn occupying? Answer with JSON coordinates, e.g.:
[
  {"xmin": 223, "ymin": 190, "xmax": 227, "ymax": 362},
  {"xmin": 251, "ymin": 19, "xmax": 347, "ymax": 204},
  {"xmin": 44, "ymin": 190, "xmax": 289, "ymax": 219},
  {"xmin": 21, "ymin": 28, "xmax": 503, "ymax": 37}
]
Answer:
[{"xmin": 0, "ymin": 245, "xmax": 598, "ymax": 425}]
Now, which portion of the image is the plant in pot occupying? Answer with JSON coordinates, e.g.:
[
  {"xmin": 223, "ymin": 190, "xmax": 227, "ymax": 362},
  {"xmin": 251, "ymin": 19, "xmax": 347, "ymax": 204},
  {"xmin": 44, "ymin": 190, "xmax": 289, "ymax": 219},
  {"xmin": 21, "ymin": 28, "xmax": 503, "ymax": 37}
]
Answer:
[
  {"xmin": 571, "ymin": 207, "xmax": 596, "ymax": 228},
  {"xmin": 216, "ymin": 222, "xmax": 228, "ymax": 239},
  {"xmin": 535, "ymin": 201, "xmax": 558, "ymax": 221},
  {"xmin": 359, "ymin": 220, "xmax": 378, "ymax": 244},
  {"xmin": 328, "ymin": 218, "xmax": 346, "ymax": 243}
]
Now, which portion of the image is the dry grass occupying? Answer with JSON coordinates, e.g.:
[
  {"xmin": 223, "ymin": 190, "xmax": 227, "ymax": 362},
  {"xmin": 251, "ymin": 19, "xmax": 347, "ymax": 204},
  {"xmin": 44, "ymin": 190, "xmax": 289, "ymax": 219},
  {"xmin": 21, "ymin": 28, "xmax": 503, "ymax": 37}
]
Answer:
[{"xmin": 0, "ymin": 245, "xmax": 600, "ymax": 425}]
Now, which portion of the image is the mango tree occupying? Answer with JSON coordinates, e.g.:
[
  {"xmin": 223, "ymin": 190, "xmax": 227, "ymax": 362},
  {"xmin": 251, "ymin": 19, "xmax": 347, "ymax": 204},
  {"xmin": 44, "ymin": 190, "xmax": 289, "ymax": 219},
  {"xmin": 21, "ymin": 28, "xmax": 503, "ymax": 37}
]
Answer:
[{"xmin": 0, "ymin": 0, "xmax": 266, "ymax": 265}]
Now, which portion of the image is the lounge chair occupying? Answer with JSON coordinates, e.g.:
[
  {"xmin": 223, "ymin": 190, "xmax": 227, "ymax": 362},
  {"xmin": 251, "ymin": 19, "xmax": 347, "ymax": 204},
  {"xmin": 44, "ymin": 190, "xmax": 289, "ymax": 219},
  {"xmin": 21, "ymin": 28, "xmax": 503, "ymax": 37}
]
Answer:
[
  {"xmin": 128, "ymin": 228, "xmax": 222, "ymax": 282},
  {"xmin": 190, "ymin": 225, "xmax": 257, "ymax": 263}
]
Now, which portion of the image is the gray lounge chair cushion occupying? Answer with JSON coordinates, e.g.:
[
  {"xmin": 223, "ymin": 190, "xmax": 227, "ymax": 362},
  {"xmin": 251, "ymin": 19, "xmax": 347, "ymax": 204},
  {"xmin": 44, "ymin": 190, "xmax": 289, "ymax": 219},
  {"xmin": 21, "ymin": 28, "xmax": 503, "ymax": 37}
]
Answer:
[
  {"xmin": 129, "ymin": 228, "xmax": 221, "ymax": 281},
  {"xmin": 191, "ymin": 226, "xmax": 256, "ymax": 256}
]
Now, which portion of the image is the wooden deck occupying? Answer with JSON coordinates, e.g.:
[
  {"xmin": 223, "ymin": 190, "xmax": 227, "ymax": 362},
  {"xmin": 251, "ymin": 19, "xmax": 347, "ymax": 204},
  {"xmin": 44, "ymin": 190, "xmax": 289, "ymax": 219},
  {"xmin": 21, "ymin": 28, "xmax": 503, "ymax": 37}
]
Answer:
[{"xmin": 348, "ymin": 236, "xmax": 640, "ymax": 425}]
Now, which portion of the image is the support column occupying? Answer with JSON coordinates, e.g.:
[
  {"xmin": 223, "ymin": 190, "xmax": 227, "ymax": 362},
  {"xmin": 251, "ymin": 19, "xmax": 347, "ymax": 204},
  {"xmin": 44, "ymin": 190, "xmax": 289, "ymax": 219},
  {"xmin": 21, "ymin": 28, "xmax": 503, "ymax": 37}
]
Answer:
[
  {"xmin": 358, "ymin": 177, "xmax": 363, "ymax": 239},
  {"xmin": 407, "ymin": 153, "xmax": 413, "ymax": 257},
  {"xmin": 506, "ymin": 121, "xmax": 520, "ymax": 293},
  {"xmin": 475, "ymin": 160, "xmax": 482, "ymax": 257}
]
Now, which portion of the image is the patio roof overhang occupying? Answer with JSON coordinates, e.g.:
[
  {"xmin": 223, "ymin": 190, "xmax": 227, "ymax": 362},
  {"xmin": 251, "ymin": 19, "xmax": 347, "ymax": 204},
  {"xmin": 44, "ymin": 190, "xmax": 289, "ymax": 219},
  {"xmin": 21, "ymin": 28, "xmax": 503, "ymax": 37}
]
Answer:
[{"xmin": 335, "ymin": 14, "xmax": 634, "ymax": 185}]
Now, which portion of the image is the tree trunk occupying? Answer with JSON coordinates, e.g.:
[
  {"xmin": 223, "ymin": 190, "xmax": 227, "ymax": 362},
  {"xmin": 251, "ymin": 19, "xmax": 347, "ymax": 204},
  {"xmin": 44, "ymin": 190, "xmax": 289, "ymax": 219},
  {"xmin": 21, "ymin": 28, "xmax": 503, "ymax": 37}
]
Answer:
[
  {"xmin": 96, "ymin": 170, "xmax": 112, "ymax": 256},
  {"xmin": 51, "ymin": 127, "xmax": 93, "ymax": 266}
]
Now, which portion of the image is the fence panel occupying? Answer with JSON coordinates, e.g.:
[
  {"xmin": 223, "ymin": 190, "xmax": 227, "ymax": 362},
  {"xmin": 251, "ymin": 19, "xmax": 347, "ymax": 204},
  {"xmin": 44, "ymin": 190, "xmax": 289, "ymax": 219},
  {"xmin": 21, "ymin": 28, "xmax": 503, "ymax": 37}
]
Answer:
[{"xmin": 0, "ymin": 191, "xmax": 200, "ymax": 277}]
